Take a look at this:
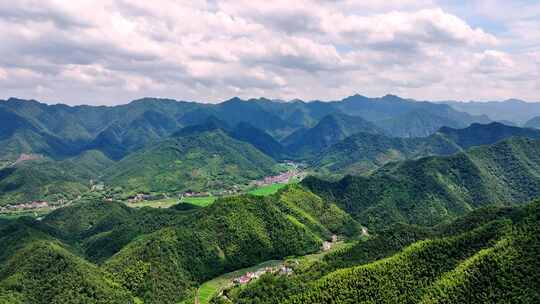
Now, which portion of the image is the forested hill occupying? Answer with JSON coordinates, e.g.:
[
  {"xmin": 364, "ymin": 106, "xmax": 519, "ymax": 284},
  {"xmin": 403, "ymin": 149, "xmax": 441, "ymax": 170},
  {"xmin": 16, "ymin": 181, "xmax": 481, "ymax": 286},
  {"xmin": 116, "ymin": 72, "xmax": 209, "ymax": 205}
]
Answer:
[
  {"xmin": 310, "ymin": 131, "xmax": 461, "ymax": 175},
  {"xmin": 310, "ymin": 121, "xmax": 540, "ymax": 175},
  {"xmin": 0, "ymin": 185, "xmax": 361, "ymax": 303},
  {"xmin": 103, "ymin": 128, "xmax": 279, "ymax": 195},
  {"xmin": 222, "ymin": 201, "xmax": 540, "ymax": 304},
  {"xmin": 438, "ymin": 121, "xmax": 540, "ymax": 148},
  {"xmin": 303, "ymin": 137, "xmax": 540, "ymax": 229}
]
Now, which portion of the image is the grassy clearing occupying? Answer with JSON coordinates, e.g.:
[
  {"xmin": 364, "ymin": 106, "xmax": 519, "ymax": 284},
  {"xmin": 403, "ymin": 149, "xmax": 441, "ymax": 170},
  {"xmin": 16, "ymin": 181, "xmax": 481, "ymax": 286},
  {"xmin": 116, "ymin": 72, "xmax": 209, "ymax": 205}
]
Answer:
[
  {"xmin": 126, "ymin": 196, "xmax": 217, "ymax": 209},
  {"xmin": 0, "ymin": 208, "xmax": 53, "ymax": 219},
  {"xmin": 248, "ymin": 183, "xmax": 288, "ymax": 196},
  {"xmin": 296, "ymin": 241, "xmax": 355, "ymax": 264},
  {"xmin": 198, "ymin": 260, "xmax": 283, "ymax": 304},
  {"xmin": 181, "ymin": 196, "xmax": 216, "ymax": 207}
]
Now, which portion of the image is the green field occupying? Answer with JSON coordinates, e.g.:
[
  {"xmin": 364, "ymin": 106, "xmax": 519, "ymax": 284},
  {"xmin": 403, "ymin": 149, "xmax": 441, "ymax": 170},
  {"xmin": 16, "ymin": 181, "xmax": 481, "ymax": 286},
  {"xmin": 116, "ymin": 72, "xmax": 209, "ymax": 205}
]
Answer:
[
  {"xmin": 248, "ymin": 183, "xmax": 288, "ymax": 196},
  {"xmin": 0, "ymin": 208, "xmax": 53, "ymax": 219},
  {"xmin": 126, "ymin": 196, "xmax": 217, "ymax": 209},
  {"xmin": 181, "ymin": 196, "xmax": 216, "ymax": 207}
]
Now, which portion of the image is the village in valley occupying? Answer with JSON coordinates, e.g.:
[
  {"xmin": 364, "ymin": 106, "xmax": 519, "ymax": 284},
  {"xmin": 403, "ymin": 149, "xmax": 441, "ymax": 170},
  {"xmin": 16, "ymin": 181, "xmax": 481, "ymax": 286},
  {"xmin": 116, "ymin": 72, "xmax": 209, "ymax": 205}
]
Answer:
[
  {"xmin": 125, "ymin": 161, "xmax": 304, "ymax": 206},
  {"xmin": 234, "ymin": 264, "xmax": 294, "ymax": 285},
  {"xmin": 233, "ymin": 235, "xmax": 337, "ymax": 285},
  {"xmin": 0, "ymin": 161, "xmax": 306, "ymax": 218},
  {"xmin": 195, "ymin": 234, "xmax": 343, "ymax": 304}
]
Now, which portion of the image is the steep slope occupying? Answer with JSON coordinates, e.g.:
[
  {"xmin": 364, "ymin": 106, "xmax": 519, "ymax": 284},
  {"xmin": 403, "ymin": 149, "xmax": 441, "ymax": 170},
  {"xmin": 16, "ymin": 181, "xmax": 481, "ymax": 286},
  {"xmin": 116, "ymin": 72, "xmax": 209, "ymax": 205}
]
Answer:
[
  {"xmin": 0, "ymin": 219, "xmax": 136, "ymax": 303},
  {"xmin": 283, "ymin": 113, "xmax": 383, "ymax": 157},
  {"xmin": 314, "ymin": 122, "xmax": 540, "ymax": 175},
  {"xmin": 229, "ymin": 122, "xmax": 286, "ymax": 159},
  {"xmin": 0, "ymin": 98, "xmax": 97, "ymax": 143},
  {"xmin": 438, "ymin": 122, "xmax": 540, "ymax": 148},
  {"xmin": 0, "ymin": 241, "xmax": 136, "ymax": 304},
  {"xmin": 223, "ymin": 202, "xmax": 539, "ymax": 304},
  {"xmin": 0, "ymin": 97, "xmax": 200, "ymax": 161},
  {"xmin": 0, "ymin": 108, "xmax": 82, "ymax": 166},
  {"xmin": 334, "ymin": 94, "xmax": 489, "ymax": 136},
  {"xmin": 251, "ymin": 98, "xmax": 336, "ymax": 130},
  {"xmin": 102, "ymin": 186, "xmax": 360, "ymax": 303},
  {"xmin": 376, "ymin": 108, "xmax": 475, "ymax": 138},
  {"xmin": 87, "ymin": 110, "xmax": 182, "ymax": 160},
  {"xmin": 104, "ymin": 129, "xmax": 279, "ymax": 195},
  {"xmin": 285, "ymin": 209, "xmax": 538, "ymax": 304},
  {"xmin": 525, "ymin": 116, "xmax": 540, "ymax": 129},
  {"xmin": 0, "ymin": 185, "xmax": 359, "ymax": 304},
  {"xmin": 304, "ymin": 137, "xmax": 540, "ymax": 229},
  {"xmin": 445, "ymin": 99, "xmax": 540, "ymax": 125},
  {"xmin": 312, "ymin": 132, "xmax": 460, "ymax": 174},
  {"xmin": 178, "ymin": 98, "xmax": 296, "ymax": 134},
  {"xmin": 0, "ymin": 150, "xmax": 113, "ymax": 205}
]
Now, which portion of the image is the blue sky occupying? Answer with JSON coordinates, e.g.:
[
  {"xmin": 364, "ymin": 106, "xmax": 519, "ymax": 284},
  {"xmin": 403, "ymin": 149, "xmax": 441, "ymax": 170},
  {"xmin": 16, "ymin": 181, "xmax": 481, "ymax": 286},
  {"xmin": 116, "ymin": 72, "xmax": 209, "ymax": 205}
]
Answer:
[{"xmin": 0, "ymin": 0, "xmax": 538, "ymax": 105}]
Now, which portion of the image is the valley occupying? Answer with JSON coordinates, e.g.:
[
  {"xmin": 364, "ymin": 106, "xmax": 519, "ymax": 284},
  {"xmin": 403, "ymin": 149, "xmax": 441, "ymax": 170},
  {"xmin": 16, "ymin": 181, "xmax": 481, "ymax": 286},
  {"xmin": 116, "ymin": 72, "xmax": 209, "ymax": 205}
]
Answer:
[
  {"xmin": 3, "ymin": 2, "xmax": 540, "ymax": 302},
  {"xmin": 0, "ymin": 162, "xmax": 303, "ymax": 218},
  {"xmin": 1, "ymin": 95, "xmax": 540, "ymax": 304},
  {"xmin": 191, "ymin": 238, "xmax": 352, "ymax": 304}
]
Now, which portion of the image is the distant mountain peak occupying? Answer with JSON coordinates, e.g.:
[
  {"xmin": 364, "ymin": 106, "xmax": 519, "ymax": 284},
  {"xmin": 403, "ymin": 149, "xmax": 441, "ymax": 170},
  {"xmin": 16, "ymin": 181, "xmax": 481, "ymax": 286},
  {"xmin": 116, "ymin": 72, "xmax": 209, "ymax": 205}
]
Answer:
[
  {"xmin": 223, "ymin": 96, "xmax": 244, "ymax": 103},
  {"xmin": 342, "ymin": 94, "xmax": 369, "ymax": 103},
  {"xmin": 173, "ymin": 116, "xmax": 229, "ymax": 137},
  {"xmin": 381, "ymin": 94, "xmax": 404, "ymax": 101},
  {"xmin": 6, "ymin": 97, "xmax": 42, "ymax": 104},
  {"xmin": 503, "ymin": 98, "xmax": 527, "ymax": 103}
]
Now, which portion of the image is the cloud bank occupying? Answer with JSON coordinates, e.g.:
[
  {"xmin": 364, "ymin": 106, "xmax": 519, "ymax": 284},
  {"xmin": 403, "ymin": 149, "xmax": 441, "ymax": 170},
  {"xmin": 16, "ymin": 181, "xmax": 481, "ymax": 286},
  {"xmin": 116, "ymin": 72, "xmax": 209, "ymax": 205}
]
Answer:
[{"xmin": 0, "ymin": 0, "xmax": 538, "ymax": 104}]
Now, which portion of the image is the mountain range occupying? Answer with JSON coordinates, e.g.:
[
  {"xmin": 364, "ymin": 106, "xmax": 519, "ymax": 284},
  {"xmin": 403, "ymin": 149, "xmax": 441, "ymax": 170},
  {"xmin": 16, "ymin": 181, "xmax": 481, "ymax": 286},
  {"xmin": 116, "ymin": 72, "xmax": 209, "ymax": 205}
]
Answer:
[
  {"xmin": 0, "ymin": 94, "xmax": 488, "ymax": 164},
  {"xmin": 2, "ymin": 94, "xmax": 540, "ymax": 303},
  {"xmin": 443, "ymin": 99, "xmax": 540, "ymax": 125},
  {"xmin": 304, "ymin": 137, "xmax": 540, "ymax": 229},
  {"xmin": 3, "ymin": 93, "xmax": 540, "ymax": 205}
]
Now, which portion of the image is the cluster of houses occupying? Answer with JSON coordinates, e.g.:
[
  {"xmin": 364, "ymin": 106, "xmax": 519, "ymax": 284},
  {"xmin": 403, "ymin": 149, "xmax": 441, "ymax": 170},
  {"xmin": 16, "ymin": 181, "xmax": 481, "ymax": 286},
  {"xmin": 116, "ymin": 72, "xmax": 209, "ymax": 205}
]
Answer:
[
  {"xmin": 127, "ymin": 193, "xmax": 166, "ymax": 203},
  {"xmin": 10, "ymin": 153, "xmax": 42, "ymax": 167},
  {"xmin": 182, "ymin": 191, "xmax": 211, "ymax": 197},
  {"xmin": 90, "ymin": 183, "xmax": 105, "ymax": 191},
  {"xmin": 127, "ymin": 193, "xmax": 152, "ymax": 203},
  {"xmin": 253, "ymin": 170, "xmax": 297, "ymax": 187},
  {"xmin": 214, "ymin": 189, "xmax": 240, "ymax": 196},
  {"xmin": 233, "ymin": 265, "xmax": 294, "ymax": 285},
  {"xmin": 322, "ymin": 234, "xmax": 339, "ymax": 251},
  {"xmin": 0, "ymin": 201, "xmax": 49, "ymax": 212}
]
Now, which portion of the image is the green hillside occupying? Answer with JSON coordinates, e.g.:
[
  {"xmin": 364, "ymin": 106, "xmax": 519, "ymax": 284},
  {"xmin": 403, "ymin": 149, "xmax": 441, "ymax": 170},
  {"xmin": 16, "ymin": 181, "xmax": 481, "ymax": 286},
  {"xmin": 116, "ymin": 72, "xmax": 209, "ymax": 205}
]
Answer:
[
  {"xmin": 376, "ymin": 109, "xmax": 467, "ymax": 138},
  {"xmin": 0, "ymin": 185, "xmax": 360, "ymax": 303},
  {"xmin": 218, "ymin": 201, "xmax": 539, "ymax": 304},
  {"xmin": 102, "ymin": 188, "xmax": 355, "ymax": 303},
  {"xmin": 229, "ymin": 122, "xmax": 286, "ymax": 159},
  {"xmin": 285, "ymin": 203, "xmax": 539, "ymax": 304},
  {"xmin": 0, "ymin": 150, "xmax": 113, "ymax": 205},
  {"xmin": 304, "ymin": 137, "xmax": 540, "ymax": 229},
  {"xmin": 524, "ymin": 116, "xmax": 540, "ymax": 129},
  {"xmin": 438, "ymin": 122, "xmax": 540, "ymax": 148},
  {"xmin": 333, "ymin": 94, "xmax": 489, "ymax": 137},
  {"xmin": 311, "ymin": 122, "xmax": 540, "ymax": 176},
  {"xmin": 0, "ymin": 94, "xmax": 490, "ymax": 165},
  {"xmin": 104, "ymin": 129, "xmax": 278, "ymax": 195},
  {"xmin": 312, "ymin": 132, "xmax": 460, "ymax": 175},
  {"xmin": 0, "ymin": 108, "xmax": 85, "ymax": 166},
  {"xmin": 282, "ymin": 113, "xmax": 383, "ymax": 157},
  {"xmin": 86, "ymin": 110, "xmax": 182, "ymax": 160},
  {"xmin": 0, "ymin": 218, "xmax": 137, "ymax": 303}
]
